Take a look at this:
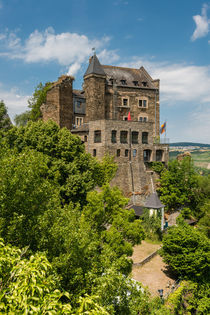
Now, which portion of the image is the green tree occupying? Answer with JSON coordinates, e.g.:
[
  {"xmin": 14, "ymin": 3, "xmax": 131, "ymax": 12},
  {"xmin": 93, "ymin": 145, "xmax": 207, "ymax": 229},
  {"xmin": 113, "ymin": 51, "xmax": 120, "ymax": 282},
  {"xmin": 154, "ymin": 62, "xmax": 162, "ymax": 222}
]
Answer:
[
  {"xmin": 2, "ymin": 120, "xmax": 106, "ymax": 205},
  {"xmin": 0, "ymin": 100, "xmax": 11, "ymax": 131},
  {"xmin": 161, "ymin": 223, "xmax": 210, "ymax": 281},
  {"xmin": 158, "ymin": 157, "xmax": 201, "ymax": 213},
  {"xmin": 14, "ymin": 82, "xmax": 52, "ymax": 125},
  {"xmin": 0, "ymin": 238, "xmax": 72, "ymax": 314}
]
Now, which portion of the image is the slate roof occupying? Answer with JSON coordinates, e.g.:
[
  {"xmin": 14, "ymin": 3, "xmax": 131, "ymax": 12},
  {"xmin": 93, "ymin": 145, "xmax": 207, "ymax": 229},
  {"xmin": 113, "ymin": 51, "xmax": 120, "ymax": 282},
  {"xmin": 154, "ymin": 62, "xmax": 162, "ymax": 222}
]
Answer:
[
  {"xmin": 84, "ymin": 54, "xmax": 106, "ymax": 77},
  {"xmin": 102, "ymin": 65, "xmax": 157, "ymax": 89},
  {"xmin": 144, "ymin": 192, "xmax": 165, "ymax": 209},
  {"xmin": 128, "ymin": 205, "xmax": 144, "ymax": 217}
]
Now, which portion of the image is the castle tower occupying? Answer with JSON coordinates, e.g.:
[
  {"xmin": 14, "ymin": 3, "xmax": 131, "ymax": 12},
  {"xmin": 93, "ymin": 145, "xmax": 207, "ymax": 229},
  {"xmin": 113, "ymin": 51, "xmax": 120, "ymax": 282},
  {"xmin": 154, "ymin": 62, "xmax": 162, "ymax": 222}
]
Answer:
[
  {"xmin": 83, "ymin": 54, "xmax": 106, "ymax": 122},
  {"xmin": 41, "ymin": 75, "xmax": 74, "ymax": 129}
]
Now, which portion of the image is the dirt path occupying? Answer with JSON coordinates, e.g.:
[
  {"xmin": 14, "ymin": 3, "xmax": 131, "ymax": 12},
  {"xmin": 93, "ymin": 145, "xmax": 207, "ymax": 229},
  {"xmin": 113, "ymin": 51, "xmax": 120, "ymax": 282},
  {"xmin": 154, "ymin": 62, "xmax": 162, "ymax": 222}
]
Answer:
[
  {"xmin": 132, "ymin": 254, "xmax": 175, "ymax": 296},
  {"xmin": 131, "ymin": 241, "xmax": 161, "ymax": 264},
  {"xmin": 131, "ymin": 241, "xmax": 176, "ymax": 296},
  {"xmin": 207, "ymin": 163, "xmax": 210, "ymax": 169}
]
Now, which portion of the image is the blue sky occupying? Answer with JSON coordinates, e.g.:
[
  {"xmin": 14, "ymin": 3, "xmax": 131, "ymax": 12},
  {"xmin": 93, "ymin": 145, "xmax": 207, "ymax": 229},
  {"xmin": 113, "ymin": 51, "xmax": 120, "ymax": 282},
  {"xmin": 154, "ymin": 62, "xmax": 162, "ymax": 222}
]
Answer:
[{"xmin": 0, "ymin": 0, "xmax": 209, "ymax": 143}]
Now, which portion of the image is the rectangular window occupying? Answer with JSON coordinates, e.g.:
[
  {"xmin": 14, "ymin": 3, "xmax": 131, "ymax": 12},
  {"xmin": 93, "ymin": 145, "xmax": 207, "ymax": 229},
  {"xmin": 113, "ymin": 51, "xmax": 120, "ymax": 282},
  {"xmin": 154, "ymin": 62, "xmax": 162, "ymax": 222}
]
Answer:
[
  {"xmin": 94, "ymin": 130, "xmax": 101, "ymax": 143},
  {"xmin": 139, "ymin": 99, "xmax": 148, "ymax": 108},
  {"xmin": 125, "ymin": 149, "xmax": 129, "ymax": 157},
  {"xmin": 117, "ymin": 149, "xmax": 120, "ymax": 157},
  {"xmin": 139, "ymin": 116, "xmax": 148, "ymax": 122},
  {"xmin": 133, "ymin": 149, "xmax": 137, "ymax": 157},
  {"xmin": 111, "ymin": 130, "xmax": 117, "ymax": 143},
  {"xmin": 84, "ymin": 135, "xmax": 87, "ymax": 142},
  {"xmin": 142, "ymin": 132, "xmax": 148, "ymax": 144},
  {"xmin": 120, "ymin": 131, "xmax": 128, "ymax": 144},
  {"xmin": 132, "ymin": 131, "xmax": 138, "ymax": 144},
  {"xmin": 93, "ymin": 149, "xmax": 96, "ymax": 157},
  {"xmin": 123, "ymin": 98, "xmax": 128, "ymax": 106}
]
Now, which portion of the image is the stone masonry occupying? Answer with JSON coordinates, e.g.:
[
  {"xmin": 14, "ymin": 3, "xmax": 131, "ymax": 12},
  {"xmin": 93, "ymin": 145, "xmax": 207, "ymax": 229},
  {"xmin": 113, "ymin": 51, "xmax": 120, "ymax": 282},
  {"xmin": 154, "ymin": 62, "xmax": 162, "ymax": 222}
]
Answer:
[{"xmin": 41, "ymin": 54, "xmax": 169, "ymax": 205}]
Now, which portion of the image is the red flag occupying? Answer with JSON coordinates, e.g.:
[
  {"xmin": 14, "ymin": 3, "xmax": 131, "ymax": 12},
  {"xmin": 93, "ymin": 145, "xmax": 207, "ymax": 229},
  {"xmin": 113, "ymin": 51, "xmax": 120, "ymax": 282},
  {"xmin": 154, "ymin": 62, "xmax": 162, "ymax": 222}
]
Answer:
[{"xmin": 127, "ymin": 112, "xmax": 131, "ymax": 121}]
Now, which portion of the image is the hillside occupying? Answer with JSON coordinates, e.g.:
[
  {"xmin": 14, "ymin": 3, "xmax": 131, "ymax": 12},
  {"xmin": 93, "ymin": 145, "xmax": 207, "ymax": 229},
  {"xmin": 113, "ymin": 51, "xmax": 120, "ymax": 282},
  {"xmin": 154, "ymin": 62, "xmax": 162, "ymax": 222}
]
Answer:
[{"xmin": 170, "ymin": 142, "xmax": 210, "ymax": 148}]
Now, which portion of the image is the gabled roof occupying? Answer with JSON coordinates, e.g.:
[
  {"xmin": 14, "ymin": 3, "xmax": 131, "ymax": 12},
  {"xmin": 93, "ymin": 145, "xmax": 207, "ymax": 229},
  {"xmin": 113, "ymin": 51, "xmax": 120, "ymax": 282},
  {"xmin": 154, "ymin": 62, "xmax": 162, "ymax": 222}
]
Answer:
[
  {"xmin": 144, "ymin": 192, "xmax": 165, "ymax": 209},
  {"xmin": 84, "ymin": 54, "xmax": 106, "ymax": 77},
  {"xmin": 102, "ymin": 65, "xmax": 157, "ymax": 89}
]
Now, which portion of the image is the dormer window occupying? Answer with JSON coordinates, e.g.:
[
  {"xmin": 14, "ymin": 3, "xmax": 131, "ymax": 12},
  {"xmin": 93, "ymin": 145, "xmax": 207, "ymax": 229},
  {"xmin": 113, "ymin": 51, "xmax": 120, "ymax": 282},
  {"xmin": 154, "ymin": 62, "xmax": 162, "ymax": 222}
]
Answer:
[
  {"xmin": 133, "ymin": 81, "xmax": 139, "ymax": 86},
  {"xmin": 121, "ymin": 79, "xmax": 127, "ymax": 85},
  {"xmin": 142, "ymin": 81, "xmax": 148, "ymax": 87}
]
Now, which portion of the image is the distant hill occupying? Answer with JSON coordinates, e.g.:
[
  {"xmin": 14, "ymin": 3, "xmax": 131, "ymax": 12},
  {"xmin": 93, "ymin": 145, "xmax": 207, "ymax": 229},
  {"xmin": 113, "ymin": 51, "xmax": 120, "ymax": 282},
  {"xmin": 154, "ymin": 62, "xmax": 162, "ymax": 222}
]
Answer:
[{"xmin": 170, "ymin": 142, "xmax": 210, "ymax": 148}]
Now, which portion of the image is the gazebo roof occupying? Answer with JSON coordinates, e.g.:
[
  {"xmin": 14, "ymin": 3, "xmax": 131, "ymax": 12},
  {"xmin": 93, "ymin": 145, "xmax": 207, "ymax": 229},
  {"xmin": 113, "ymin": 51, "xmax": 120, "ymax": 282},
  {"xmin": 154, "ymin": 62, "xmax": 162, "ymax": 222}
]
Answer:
[{"xmin": 144, "ymin": 192, "xmax": 165, "ymax": 209}]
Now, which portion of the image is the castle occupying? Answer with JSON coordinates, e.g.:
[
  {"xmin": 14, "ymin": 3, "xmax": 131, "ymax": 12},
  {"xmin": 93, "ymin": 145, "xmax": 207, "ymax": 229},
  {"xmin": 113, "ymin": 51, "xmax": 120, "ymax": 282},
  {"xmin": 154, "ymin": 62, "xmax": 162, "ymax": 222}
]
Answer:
[{"xmin": 41, "ymin": 54, "xmax": 169, "ymax": 204}]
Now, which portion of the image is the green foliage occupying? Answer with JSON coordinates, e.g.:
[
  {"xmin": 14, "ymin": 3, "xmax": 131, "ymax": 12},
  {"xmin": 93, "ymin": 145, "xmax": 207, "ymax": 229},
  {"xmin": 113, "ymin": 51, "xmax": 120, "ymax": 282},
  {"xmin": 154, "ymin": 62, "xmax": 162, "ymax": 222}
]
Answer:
[
  {"xmin": 2, "ymin": 120, "xmax": 103, "ymax": 205},
  {"xmin": 14, "ymin": 82, "xmax": 52, "ymax": 125},
  {"xmin": 96, "ymin": 154, "xmax": 118, "ymax": 185},
  {"xmin": 141, "ymin": 208, "xmax": 162, "ymax": 241},
  {"xmin": 161, "ymin": 223, "xmax": 210, "ymax": 281},
  {"xmin": 0, "ymin": 100, "xmax": 11, "ymax": 132},
  {"xmin": 14, "ymin": 110, "xmax": 31, "ymax": 126},
  {"xmin": 167, "ymin": 281, "xmax": 210, "ymax": 315},
  {"xmin": 0, "ymin": 238, "xmax": 72, "ymax": 314},
  {"xmin": 158, "ymin": 157, "xmax": 202, "ymax": 213},
  {"xmin": 0, "ymin": 148, "xmax": 59, "ymax": 250},
  {"xmin": 150, "ymin": 161, "xmax": 165, "ymax": 174}
]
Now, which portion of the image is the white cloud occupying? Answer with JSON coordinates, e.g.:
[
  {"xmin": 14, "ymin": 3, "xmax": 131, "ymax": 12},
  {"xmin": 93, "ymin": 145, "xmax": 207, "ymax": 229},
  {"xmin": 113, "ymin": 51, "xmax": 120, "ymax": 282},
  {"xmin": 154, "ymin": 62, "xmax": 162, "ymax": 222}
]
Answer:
[
  {"xmin": 184, "ymin": 105, "xmax": 210, "ymax": 143},
  {"xmin": 191, "ymin": 3, "xmax": 210, "ymax": 41},
  {"xmin": 0, "ymin": 28, "xmax": 115, "ymax": 76},
  {"xmin": 0, "ymin": 85, "xmax": 29, "ymax": 120}
]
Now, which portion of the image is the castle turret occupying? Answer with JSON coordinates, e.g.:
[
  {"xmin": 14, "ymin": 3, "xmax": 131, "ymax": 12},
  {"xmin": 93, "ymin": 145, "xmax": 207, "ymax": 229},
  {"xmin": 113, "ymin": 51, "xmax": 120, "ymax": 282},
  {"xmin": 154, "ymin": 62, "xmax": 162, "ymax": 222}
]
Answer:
[
  {"xmin": 83, "ymin": 54, "xmax": 106, "ymax": 122},
  {"xmin": 41, "ymin": 75, "xmax": 74, "ymax": 129}
]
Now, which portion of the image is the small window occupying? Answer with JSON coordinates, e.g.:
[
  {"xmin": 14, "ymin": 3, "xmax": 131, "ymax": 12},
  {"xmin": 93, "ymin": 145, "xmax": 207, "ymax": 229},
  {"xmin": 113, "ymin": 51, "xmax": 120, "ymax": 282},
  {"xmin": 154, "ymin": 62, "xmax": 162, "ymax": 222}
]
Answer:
[
  {"xmin": 109, "ymin": 78, "xmax": 113, "ymax": 85},
  {"xmin": 142, "ymin": 81, "xmax": 147, "ymax": 87},
  {"xmin": 132, "ymin": 131, "xmax": 138, "ymax": 144},
  {"xmin": 123, "ymin": 116, "xmax": 128, "ymax": 121},
  {"xmin": 142, "ymin": 132, "xmax": 148, "ymax": 144},
  {"xmin": 122, "ymin": 98, "xmax": 128, "ymax": 106},
  {"xmin": 139, "ymin": 99, "xmax": 147, "ymax": 108},
  {"xmin": 94, "ymin": 130, "xmax": 101, "ymax": 143},
  {"xmin": 139, "ymin": 116, "xmax": 148, "ymax": 122},
  {"xmin": 120, "ymin": 131, "xmax": 128, "ymax": 143},
  {"xmin": 117, "ymin": 149, "xmax": 120, "ymax": 157},
  {"xmin": 121, "ymin": 80, "xmax": 127, "ymax": 85},
  {"xmin": 125, "ymin": 149, "xmax": 129, "ymax": 157},
  {"xmin": 133, "ymin": 81, "xmax": 139, "ymax": 86},
  {"xmin": 111, "ymin": 130, "xmax": 117, "ymax": 143},
  {"xmin": 93, "ymin": 149, "xmax": 96, "ymax": 157},
  {"xmin": 76, "ymin": 117, "xmax": 83, "ymax": 126},
  {"xmin": 133, "ymin": 149, "xmax": 137, "ymax": 157},
  {"xmin": 84, "ymin": 135, "xmax": 87, "ymax": 142}
]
